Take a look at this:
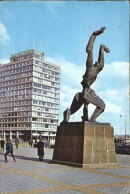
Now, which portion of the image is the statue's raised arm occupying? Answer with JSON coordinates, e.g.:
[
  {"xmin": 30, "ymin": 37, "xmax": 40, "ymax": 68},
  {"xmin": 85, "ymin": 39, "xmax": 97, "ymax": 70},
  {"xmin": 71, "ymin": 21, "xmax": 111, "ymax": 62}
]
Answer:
[{"xmin": 85, "ymin": 27, "xmax": 106, "ymax": 70}]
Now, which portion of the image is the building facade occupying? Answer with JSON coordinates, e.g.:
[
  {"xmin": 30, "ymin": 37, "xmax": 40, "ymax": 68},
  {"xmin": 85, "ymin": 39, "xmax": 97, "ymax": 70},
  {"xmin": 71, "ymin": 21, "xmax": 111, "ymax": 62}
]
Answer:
[{"xmin": 0, "ymin": 49, "xmax": 60, "ymax": 142}]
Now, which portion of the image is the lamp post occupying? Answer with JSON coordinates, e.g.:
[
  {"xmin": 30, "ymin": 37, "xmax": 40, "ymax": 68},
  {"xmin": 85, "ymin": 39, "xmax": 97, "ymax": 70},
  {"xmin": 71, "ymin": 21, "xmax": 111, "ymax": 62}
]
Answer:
[{"xmin": 120, "ymin": 115, "xmax": 127, "ymax": 144}]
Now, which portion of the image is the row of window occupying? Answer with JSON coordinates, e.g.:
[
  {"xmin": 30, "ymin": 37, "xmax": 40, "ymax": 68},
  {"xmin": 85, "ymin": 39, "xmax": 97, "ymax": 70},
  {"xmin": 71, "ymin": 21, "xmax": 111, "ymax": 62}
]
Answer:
[
  {"xmin": 0, "ymin": 77, "xmax": 60, "ymax": 88},
  {"xmin": 1, "ymin": 100, "xmax": 32, "ymax": 107},
  {"xmin": 33, "ymin": 71, "xmax": 60, "ymax": 81},
  {"xmin": 33, "ymin": 82, "xmax": 60, "ymax": 92},
  {"xmin": 0, "ymin": 74, "xmax": 60, "ymax": 87},
  {"xmin": 0, "ymin": 83, "xmax": 32, "ymax": 92},
  {"xmin": 0, "ymin": 89, "xmax": 32, "ymax": 97},
  {"xmin": 0, "ymin": 71, "xmax": 33, "ymax": 81},
  {"xmin": 0, "ymin": 93, "xmax": 59, "ymax": 104},
  {"xmin": 0, "ymin": 59, "xmax": 60, "ymax": 73},
  {"xmin": 33, "ymin": 89, "xmax": 59, "ymax": 98},
  {"xmin": 32, "ymin": 112, "xmax": 59, "ymax": 119},
  {"xmin": 0, "ymin": 99, "xmax": 59, "ymax": 108},
  {"xmin": 33, "ymin": 76, "xmax": 59, "ymax": 84},
  {"xmin": 0, "ymin": 66, "xmax": 60, "ymax": 83},
  {"xmin": 32, "ymin": 94, "xmax": 59, "ymax": 103},
  {"xmin": 34, "ymin": 60, "xmax": 60, "ymax": 72},
  {"xmin": 0, "ymin": 60, "xmax": 32, "ymax": 71},
  {"xmin": 0, "ymin": 123, "xmax": 31, "ymax": 128},
  {"xmin": 32, "ymin": 100, "xmax": 59, "ymax": 108},
  {"xmin": 0, "ymin": 106, "xmax": 59, "ymax": 118},
  {"xmin": 32, "ymin": 106, "xmax": 59, "ymax": 114},
  {"xmin": 33, "ymin": 64, "xmax": 60, "ymax": 77},
  {"xmin": 0, "ymin": 90, "xmax": 59, "ymax": 99},
  {"xmin": 0, "ymin": 123, "xmax": 58, "ymax": 129},
  {"xmin": 0, "ymin": 77, "xmax": 32, "ymax": 87},
  {"xmin": 0, "ymin": 101, "xmax": 59, "ymax": 110},
  {"xmin": 1, "ymin": 106, "xmax": 32, "ymax": 112},
  {"xmin": 0, "ymin": 118, "xmax": 31, "ymax": 122},
  {"xmin": 1, "ymin": 112, "xmax": 32, "ymax": 117},
  {"xmin": 0, "ymin": 114, "xmax": 58, "ymax": 122},
  {"xmin": 0, "ymin": 118, "xmax": 58, "ymax": 123},
  {"xmin": 0, "ymin": 64, "xmax": 33, "ymax": 76},
  {"xmin": 32, "ymin": 123, "xmax": 57, "ymax": 129},
  {"xmin": 0, "ymin": 95, "xmax": 32, "ymax": 103}
]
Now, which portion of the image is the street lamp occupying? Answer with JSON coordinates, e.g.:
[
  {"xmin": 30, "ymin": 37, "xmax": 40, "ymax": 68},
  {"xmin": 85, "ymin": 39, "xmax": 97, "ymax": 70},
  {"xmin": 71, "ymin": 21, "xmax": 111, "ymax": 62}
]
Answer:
[{"xmin": 120, "ymin": 115, "xmax": 127, "ymax": 144}]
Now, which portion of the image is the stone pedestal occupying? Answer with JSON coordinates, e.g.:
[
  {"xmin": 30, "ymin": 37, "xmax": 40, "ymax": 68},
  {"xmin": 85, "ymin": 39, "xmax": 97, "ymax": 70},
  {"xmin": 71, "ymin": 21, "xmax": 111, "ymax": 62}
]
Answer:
[{"xmin": 52, "ymin": 122, "xmax": 117, "ymax": 168}]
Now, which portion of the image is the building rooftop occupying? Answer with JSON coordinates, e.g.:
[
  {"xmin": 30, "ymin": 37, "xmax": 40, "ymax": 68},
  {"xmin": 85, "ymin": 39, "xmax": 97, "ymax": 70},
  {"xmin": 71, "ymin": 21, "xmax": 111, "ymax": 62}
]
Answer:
[{"xmin": 10, "ymin": 49, "xmax": 44, "ymax": 62}]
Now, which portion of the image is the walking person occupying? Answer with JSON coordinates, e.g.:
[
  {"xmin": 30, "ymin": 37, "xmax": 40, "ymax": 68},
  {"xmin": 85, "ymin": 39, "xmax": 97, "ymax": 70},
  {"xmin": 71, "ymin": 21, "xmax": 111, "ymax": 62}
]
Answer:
[
  {"xmin": 4, "ymin": 139, "xmax": 16, "ymax": 162},
  {"xmin": 1, "ymin": 138, "xmax": 5, "ymax": 151},
  {"xmin": 37, "ymin": 138, "xmax": 44, "ymax": 161},
  {"xmin": 15, "ymin": 137, "xmax": 19, "ymax": 149}
]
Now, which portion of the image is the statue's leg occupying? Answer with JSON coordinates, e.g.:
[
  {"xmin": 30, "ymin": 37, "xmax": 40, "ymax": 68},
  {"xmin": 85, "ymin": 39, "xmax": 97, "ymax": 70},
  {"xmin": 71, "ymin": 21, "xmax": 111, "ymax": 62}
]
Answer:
[
  {"xmin": 90, "ymin": 107, "xmax": 104, "ymax": 122},
  {"xmin": 82, "ymin": 102, "xmax": 89, "ymax": 121},
  {"xmin": 84, "ymin": 89, "xmax": 105, "ymax": 122},
  {"xmin": 62, "ymin": 93, "xmax": 84, "ymax": 122},
  {"xmin": 89, "ymin": 96, "xmax": 105, "ymax": 122}
]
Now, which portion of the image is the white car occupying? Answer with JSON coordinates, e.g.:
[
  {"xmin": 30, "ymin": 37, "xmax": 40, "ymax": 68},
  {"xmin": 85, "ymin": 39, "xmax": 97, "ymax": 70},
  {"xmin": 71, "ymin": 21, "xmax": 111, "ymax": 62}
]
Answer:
[{"xmin": 125, "ymin": 142, "xmax": 130, "ymax": 147}]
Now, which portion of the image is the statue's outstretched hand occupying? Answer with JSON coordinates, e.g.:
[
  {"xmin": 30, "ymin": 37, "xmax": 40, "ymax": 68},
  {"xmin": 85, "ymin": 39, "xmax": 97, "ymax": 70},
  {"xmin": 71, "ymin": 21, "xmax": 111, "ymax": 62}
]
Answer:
[
  {"xmin": 93, "ymin": 27, "xmax": 106, "ymax": 36},
  {"xmin": 104, "ymin": 47, "xmax": 110, "ymax": 53},
  {"xmin": 100, "ymin": 27, "xmax": 106, "ymax": 33}
]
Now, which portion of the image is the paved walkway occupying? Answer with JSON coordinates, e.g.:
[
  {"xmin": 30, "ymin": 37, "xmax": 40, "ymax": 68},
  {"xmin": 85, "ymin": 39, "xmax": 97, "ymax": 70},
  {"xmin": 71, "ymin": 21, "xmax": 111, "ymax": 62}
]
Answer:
[{"xmin": 0, "ymin": 145, "xmax": 130, "ymax": 194}]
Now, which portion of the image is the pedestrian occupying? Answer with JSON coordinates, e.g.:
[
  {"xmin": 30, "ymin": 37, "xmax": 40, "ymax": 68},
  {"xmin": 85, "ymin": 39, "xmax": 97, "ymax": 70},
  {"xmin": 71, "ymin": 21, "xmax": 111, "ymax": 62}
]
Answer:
[
  {"xmin": 37, "ymin": 138, "xmax": 44, "ymax": 161},
  {"xmin": 29, "ymin": 139, "xmax": 33, "ymax": 147},
  {"xmin": 1, "ymin": 138, "xmax": 5, "ymax": 151},
  {"xmin": 4, "ymin": 139, "xmax": 16, "ymax": 162},
  {"xmin": 15, "ymin": 137, "xmax": 19, "ymax": 149}
]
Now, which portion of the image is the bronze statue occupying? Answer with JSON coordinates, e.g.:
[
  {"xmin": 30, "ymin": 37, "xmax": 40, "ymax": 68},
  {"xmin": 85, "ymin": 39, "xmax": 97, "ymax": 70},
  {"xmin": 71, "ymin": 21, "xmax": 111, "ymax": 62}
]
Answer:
[{"xmin": 62, "ymin": 27, "xmax": 110, "ymax": 123}]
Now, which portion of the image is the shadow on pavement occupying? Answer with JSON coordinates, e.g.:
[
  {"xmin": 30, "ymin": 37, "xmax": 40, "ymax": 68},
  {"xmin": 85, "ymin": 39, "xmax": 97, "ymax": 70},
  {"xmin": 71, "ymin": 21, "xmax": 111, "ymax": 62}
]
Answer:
[{"xmin": 0, "ymin": 152, "xmax": 51, "ymax": 163}]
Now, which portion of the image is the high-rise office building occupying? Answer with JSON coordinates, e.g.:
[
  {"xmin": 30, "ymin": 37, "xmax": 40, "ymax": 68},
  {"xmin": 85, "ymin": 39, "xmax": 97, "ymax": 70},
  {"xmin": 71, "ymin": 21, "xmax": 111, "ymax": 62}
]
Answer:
[{"xmin": 0, "ymin": 49, "xmax": 60, "ymax": 142}]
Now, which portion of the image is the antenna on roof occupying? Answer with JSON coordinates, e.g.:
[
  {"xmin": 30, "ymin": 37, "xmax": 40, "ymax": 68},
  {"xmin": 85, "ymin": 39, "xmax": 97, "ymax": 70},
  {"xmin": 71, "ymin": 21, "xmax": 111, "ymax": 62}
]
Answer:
[
  {"xmin": 41, "ymin": 42, "xmax": 42, "ymax": 52},
  {"xmin": 33, "ymin": 39, "xmax": 35, "ymax": 50}
]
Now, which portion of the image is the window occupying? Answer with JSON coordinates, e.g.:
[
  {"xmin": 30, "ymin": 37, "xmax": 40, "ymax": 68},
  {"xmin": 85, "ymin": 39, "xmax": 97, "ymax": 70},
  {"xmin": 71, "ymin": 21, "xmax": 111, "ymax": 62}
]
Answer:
[
  {"xmin": 34, "ymin": 83, "xmax": 41, "ymax": 88},
  {"xmin": 45, "ymin": 108, "xmax": 49, "ymax": 112}
]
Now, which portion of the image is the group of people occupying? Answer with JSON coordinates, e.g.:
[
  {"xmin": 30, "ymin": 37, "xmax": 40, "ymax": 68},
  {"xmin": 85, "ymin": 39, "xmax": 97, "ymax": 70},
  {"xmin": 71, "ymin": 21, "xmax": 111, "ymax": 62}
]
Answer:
[
  {"xmin": 1, "ymin": 138, "xmax": 45, "ymax": 162},
  {"xmin": 0, "ymin": 137, "xmax": 19, "ymax": 151}
]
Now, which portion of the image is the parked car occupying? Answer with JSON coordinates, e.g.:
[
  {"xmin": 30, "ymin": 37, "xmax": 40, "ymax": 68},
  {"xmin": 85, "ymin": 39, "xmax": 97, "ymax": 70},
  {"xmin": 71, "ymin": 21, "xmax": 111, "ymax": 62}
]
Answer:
[
  {"xmin": 115, "ymin": 143, "xmax": 125, "ymax": 149},
  {"xmin": 125, "ymin": 142, "xmax": 130, "ymax": 147}
]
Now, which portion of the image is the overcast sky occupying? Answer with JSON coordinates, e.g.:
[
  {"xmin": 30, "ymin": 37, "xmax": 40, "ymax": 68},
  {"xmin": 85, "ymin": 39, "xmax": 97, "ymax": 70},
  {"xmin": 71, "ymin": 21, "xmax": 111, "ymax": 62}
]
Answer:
[{"xmin": 0, "ymin": 1, "xmax": 129, "ymax": 135}]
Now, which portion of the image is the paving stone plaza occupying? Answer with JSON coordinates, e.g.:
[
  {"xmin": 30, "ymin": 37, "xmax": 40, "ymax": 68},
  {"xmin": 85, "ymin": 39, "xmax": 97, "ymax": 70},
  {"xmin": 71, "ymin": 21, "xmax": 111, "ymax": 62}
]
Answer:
[{"xmin": 0, "ymin": 145, "xmax": 130, "ymax": 194}]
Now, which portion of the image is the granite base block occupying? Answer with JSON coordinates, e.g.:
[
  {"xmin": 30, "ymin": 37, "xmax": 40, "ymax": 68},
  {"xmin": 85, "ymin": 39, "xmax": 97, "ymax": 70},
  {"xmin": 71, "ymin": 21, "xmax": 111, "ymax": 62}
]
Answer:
[{"xmin": 52, "ymin": 122, "xmax": 117, "ymax": 169}]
